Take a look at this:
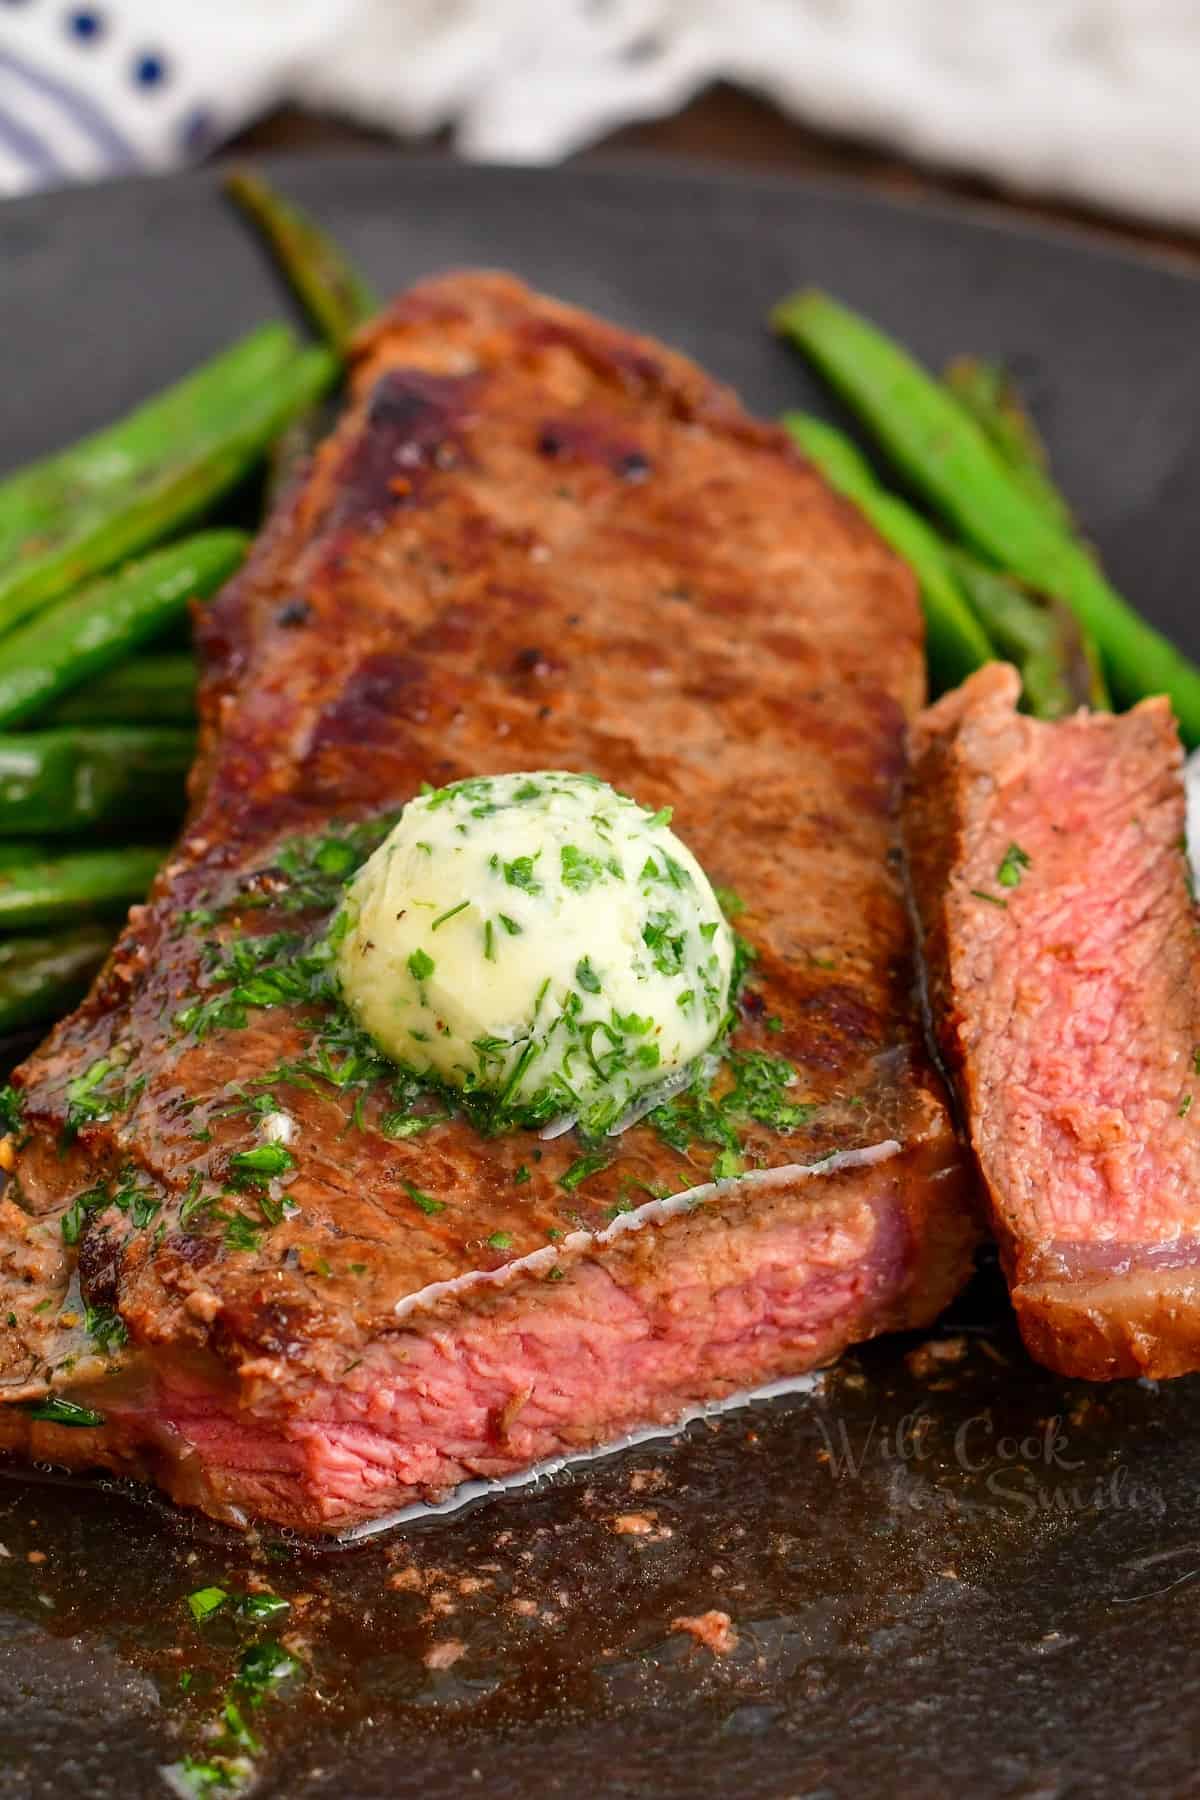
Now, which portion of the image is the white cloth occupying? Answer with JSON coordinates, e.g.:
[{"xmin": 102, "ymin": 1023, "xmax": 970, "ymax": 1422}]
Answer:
[{"xmin": 2, "ymin": 0, "xmax": 1200, "ymax": 232}]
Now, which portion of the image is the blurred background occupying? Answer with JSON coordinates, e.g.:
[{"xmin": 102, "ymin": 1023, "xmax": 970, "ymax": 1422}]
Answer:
[{"xmin": 2, "ymin": 0, "xmax": 1200, "ymax": 263}]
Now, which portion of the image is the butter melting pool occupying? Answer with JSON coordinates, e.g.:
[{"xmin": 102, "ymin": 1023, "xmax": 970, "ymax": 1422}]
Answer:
[{"xmin": 4, "ymin": 1263, "xmax": 1200, "ymax": 1799}]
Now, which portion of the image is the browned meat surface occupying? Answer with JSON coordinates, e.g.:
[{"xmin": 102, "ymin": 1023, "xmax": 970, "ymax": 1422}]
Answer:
[
  {"xmin": 906, "ymin": 663, "xmax": 1200, "ymax": 1380},
  {"xmin": 0, "ymin": 273, "xmax": 977, "ymax": 1532}
]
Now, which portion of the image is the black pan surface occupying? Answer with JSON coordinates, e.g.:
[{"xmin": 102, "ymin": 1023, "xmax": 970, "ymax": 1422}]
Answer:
[{"xmin": 2, "ymin": 156, "xmax": 1200, "ymax": 1800}]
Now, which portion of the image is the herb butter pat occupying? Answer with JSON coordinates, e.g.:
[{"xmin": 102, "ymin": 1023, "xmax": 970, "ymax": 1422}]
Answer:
[{"xmin": 335, "ymin": 772, "xmax": 735, "ymax": 1133}]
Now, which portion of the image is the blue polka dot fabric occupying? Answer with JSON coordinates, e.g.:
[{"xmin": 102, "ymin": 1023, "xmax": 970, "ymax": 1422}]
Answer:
[
  {"xmin": 67, "ymin": 10, "xmax": 106, "ymax": 44},
  {"xmin": 0, "ymin": 0, "xmax": 345, "ymax": 195}
]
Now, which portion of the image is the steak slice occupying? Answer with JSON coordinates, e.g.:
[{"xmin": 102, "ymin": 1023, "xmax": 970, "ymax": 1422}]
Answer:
[
  {"xmin": 906, "ymin": 662, "xmax": 1200, "ymax": 1380},
  {"xmin": 0, "ymin": 273, "xmax": 977, "ymax": 1533}
]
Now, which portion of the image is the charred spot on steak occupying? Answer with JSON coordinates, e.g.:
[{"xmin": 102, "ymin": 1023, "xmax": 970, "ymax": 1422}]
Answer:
[
  {"xmin": 76, "ymin": 1220, "xmax": 125, "ymax": 1314},
  {"xmin": 275, "ymin": 597, "xmax": 311, "ymax": 628}
]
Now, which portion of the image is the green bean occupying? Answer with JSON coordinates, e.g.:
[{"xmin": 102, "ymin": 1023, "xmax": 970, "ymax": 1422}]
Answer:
[
  {"xmin": 943, "ymin": 356, "xmax": 1074, "ymax": 536},
  {"xmin": 39, "ymin": 653, "xmax": 197, "ymax": 726},
  {"xmin": 784, "ymin": 412, "xmax": 1106, "ymax": 717},
  {"xmin": 0, "ymin": 846, "xmax": 165, "ymax": 930},
  {"xmin": 0, "ymin": 842, "xmax": 44, "ymax": 870},
  {"xmin": 782, "ymin": 412, "xmax": 992, "ymax": 692},
  {"xmin": 0, "ymin": 336, "xmax": 335, "ymax": 636},
  {"xmin": 772, "ymin": 290, "xmax": 1200, "ymax": 741},
  {"xmin": 948, "ymin": 551, "xmax": 1110, "ymax": 718},
  {"xmin": 225, "ymin": 168, "xmax": 379, "ymax": 355},
  {"xmin": 0, "ymin": 727, "xmax": 195, "ymax": 835},
  {"xmin": 0, "ymin": 924, "xmax": 114, "ymax": 1036},
  {"xmin": 0, "ymin": 532, "xmax": 246, "ymax": 729}
]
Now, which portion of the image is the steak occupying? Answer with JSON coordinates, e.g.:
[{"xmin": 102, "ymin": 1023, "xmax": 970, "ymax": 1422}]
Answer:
[
  {"xmin": 906, "ymin": 662, "xmax": 1200, "ymax": 1380},
  {"xmin": 0, "ymin": 273, "xmax": 977, "ymax": 1533}
]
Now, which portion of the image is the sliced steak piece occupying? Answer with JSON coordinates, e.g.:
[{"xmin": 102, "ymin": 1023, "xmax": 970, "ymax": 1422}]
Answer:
[
  {"xmin": 906, "ymin": 662, "xmax": 1200, "ymax": 1380},
  {"xmin": 0, "ymin": 273, "xmax": 978, "ymax": 1533}
]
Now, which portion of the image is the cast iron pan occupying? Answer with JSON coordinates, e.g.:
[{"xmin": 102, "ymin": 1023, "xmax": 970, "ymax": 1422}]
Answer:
[{"xmin": 2, "ymin": 157, "xmax": 1200, "ymax": 1800}]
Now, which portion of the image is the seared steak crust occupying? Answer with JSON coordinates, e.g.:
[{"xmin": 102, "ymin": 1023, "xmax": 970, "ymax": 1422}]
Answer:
[
  {"xmin": 0, "ymin": 275, "xmax": 976, "ymax": 1530},
  {"xmin": 907, "ymin": 663, "xmax": 1200, "ymax": 1380}
]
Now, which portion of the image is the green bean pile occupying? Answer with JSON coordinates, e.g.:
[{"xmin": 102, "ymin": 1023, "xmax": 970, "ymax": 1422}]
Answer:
[
  {"xmin": 0, "ymin": 174, "xmax": 376, "ymax": 1043},
  {"xmin": 773, "ymin": 289, "xmax": 1200, "ymax": 737}
]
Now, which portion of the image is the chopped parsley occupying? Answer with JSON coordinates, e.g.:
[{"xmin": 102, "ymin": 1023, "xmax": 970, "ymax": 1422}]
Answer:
[
  {"xmin": 234, "ymin": 1639, "xmax": 303, "ymax": 1700},
  {"xmin": 561, "ymin": 844, "xmax": 611, "ymax": 891},
  {"xmin": 84, "ymin": 1303, "xmax": 127, "ymax": 1357},
  {"xmin": 220, "ymin": 1701, "xmax": 261, "ymax": 1756},
  {"xmin": 165, "ymin": 1754, "xmax": 241, "ymax": 1797},
  {"xmin": 64, "ymin": 1057, "xmax": 113, "ymax": 1119},
  {"xmin": 502, "ymin": 854, "xmax": 541, "ymax": 893},
  {"xmin": 486, "ymin": 1231, "xmax": 513, "ymax": 1250},
  {"xmin": 575, "ymin": 956, "xmax": 602, "ymax": 994},
  {"xmin": 0, "ymin": 1084, "xmax": 22, "ymax": 1136},
  {"xmin": 188, "ymin": 1585, "xmax": 229, "ymax": 1623},
  {"xmin": 155, "ymin": 797, "xmax": 810, "ymax": 1235},
  {"xmin": 407, "ymin": 947, "xmax": 435, "ymax": 983},
  {"xmin": 171, "ymin": 1585, "xmax": 303, "ymax": 1795},
  {"xmin": 222, "ymin": 1212, "xmax": 262, "ymax": 1253},
  {"xmin": 650, "ymin": 1051, "xmax": 816, "ymax": 1161},
  {"xmin": 227, "ymin": 1143, "xmax": 295, "ymax": 1186},
  {"xmin": 561, "ymin": 1151, "xmax": 609, "ymax": 1192},
  {"xmin": 61, "ymin": 1058, "xmax": 142, "ymax": 1139},
  {"xmin": 251, "ymin": 816, "xmax": 398, "ymax": 914},
  {"xmin": 179, "ymin": 1174, "xmax": 211, "ymax": 1229},
  {"xmin": 997, "ymin": 843, "xmax": 1032, "ymax": 888},
  {"xmin": 188, "ymin": 1587, "xmax": 290, "ymax": 1625},
  {"xmin": 236, "ymin": 1593, "xmax": 290, "ymax": 1623},
  {"xmin": 970, "ymin": 889, "xmax": 1009, "ymax": 908},
  {"xmin": 403, "ymin": 1181, "xmax": 445, "ymax": 1216},
  {"xmin": 728, "ymin": 1051, "xmax": 817, "ymax": 1130},
  {"xmin": 20, "ymin": 1396, "xmax": 105, "ymax": 1427},
  {"xmin": 642, "ymin": 911, "xmax": 686, "ymax": 976},
  {"xmin": 60, "ymin": 1183, "xmax": 110, "ymax": 1247},
  {"xmin": 380, "ymin": 1109, "xmax": 444, "ymax": 1139}
]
